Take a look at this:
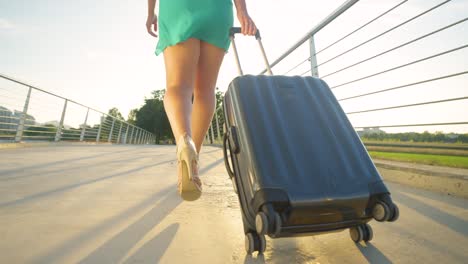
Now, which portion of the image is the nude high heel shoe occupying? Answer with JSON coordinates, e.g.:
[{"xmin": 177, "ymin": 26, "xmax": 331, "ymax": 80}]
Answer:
[{"xmin": 176, "ymin": 133, "xmax": 202, "ymax": 201}]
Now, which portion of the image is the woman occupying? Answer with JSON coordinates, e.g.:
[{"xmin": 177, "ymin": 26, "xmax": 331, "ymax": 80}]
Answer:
[{"xmin": 146, "ymin": 0, "xmax": 257, "ymax": 201}]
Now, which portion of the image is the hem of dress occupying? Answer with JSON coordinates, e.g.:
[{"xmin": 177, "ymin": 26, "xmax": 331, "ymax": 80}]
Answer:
[{"xmin": 155, "ymin": 35, "xmax": 230, "ymax": 56}]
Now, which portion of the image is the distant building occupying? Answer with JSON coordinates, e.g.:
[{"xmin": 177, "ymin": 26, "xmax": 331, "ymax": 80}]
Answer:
[
  {"xmin": 0, "ymin": 106, "xmax": 35, "ymax": 131},
  {"xmin": 357, "ymin": 127, "xmax": 386, "ymax": 137},
  {"xmin": 0, "ymin": 106, "xmax": 15, "ymax": 131},
  {"xmin": 446, "ymin": 133, "xmax": 459, "ymax": 140},
  {"xmin": 44, "ymin": 120, "xmax": 71, "ymax": 129},
  {"xmin": 14, "ymin": 110, "xmax": 35, "ymax": 127}
]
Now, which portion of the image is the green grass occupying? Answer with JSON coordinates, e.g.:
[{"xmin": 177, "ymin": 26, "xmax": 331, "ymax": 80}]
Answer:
[
  {"xmin": 362, "ymin": 140, "xmax": 468, "ymax": 150},
  {"xmin": 369, "ymin": 151, "xmax": 468, "ymax": 169}
]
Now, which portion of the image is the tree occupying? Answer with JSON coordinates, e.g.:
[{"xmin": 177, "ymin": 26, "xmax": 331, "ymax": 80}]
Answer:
[
  {"xmin": 98, "ymin": 108, "xmax": 125, "ymax": 141},
  {"xmin": 108, "ymin": 107, "xmax": 124, "ymax": 120},
  {"xmin": 151, "ymin": 90, "xmax": 165, "ymax": 101},
  {"xmin": 129, "ymin": 88, "xmax": 226, "ymax": 144},
  {"xmin": 127, "ymin": 108, "xmax": 138, "ymax": 125},
  {"xmin": 134, "ymin": 89, "xmax": 172, "ymax": 144},
  {"xmin": 214, "ymin": 87, "xmax": 225, "ymax": 137}
]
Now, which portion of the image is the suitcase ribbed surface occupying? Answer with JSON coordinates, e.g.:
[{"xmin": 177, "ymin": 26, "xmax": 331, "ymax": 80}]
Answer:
[{"xmin": 225, "ymin": 75, "xmax": 383, "ymax": 202}]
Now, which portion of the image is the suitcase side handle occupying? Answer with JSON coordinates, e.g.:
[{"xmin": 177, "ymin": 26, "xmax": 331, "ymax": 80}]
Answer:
[
  {"xmin": 229, "ymin": 27, "xmax": 273, "ymax": 76},
  {"xmin": 223, "ymin": 132, "xmax": 235, "ymax": 179}
]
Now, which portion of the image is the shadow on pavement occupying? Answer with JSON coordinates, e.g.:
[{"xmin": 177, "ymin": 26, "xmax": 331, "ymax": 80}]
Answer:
[
  {"xmin": 79, "ymin": 191, "xmax": 182, "ymax": 263},
  {"xmin": 0, "ymin": 159, "xmax": 174, "ymax": 208},
  {"xmin": 0, "ymin": 146, "xmax": 144, "ymax": 177},
  {"xmin": 123, "ymin": 223, "xmax": 180, "ymax": 264},
  {"xmin": 394, "ymin": 190, "xmax": 467, "ymax": 236},
  {"xmin": 391, "ymin": 183, "xmax": 468, "ymax": 210},
  {"xmin": 34, "ymin": 185, "xmax": 176, "ymax": 263},
  {"xmin": 356, "ymin": 243, "xmax": 392, "ymax": 264},
  {"xmin": 201, "ymin": 148, "xmax": 222, "ymax": 155},
  {"xmin": 381, "ymin": 222, "xmax": 467, "ymax": 262},
  {"xmin": 199, "ymin": 158, "xmax": 225, "ymax": 176},
  {"xmin": 0, "ymin": 153, "xmax": 168, "ymax": 182}
]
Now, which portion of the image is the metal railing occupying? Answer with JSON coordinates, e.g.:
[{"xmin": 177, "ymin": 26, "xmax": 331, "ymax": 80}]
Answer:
[
  {"xmin": 0, "ymin": 73, "xmax": 156, "ymax": 144},
  {"xmin": 206, "ymin": 0, "xmax": 467, "ymax": 139}
]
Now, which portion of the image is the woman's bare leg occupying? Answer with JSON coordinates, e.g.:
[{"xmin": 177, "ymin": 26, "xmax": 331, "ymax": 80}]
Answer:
[
  {"xmin": 191, "ymin": 41, "xmax": 226, "ymax": 153},
  {"xmin": 163, "ymin": 38, "xmax": 200, "ymax": 145}
]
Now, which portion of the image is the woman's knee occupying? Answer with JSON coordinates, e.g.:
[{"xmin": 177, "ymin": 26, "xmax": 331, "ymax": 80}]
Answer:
[
  {"xmin": 193, "ymin": 85, "xmax": 215, "ymax": 99},
  {"xmin": 165, "ymin": 83, "xmax": 193, "ymax": 98}
]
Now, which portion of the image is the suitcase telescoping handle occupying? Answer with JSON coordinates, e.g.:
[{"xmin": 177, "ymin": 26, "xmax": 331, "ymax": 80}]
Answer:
[{"xmin": 229, "ymin": 27, "xmax": 273, "ymax": 76}]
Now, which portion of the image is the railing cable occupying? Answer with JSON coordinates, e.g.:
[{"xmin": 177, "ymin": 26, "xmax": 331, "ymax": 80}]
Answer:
[
  {"xmin": 330, "ymin": 44, "xmax": 468, "ymax": 89},
  {"xmin": 316, "ymin": 0, "xmax": 409, "ymax": 56},
  {"xmin": 346, "ymin": 96, "xmax": 468, "ymax": 115},
  {"xmin": 338, "ymin": 71, "xmax": 468, "ymax": 101},
  {"xmin": 321, "ymin": 17, "xmax": 468, "ymax": 79},
  {"xmin": 302, "ymin": 0, "xmax": 452, "ymax": 76}
]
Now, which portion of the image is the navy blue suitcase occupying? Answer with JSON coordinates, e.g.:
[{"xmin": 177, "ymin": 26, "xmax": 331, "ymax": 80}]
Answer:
[{"xmin": 222, "ymin": 28, "xmax": 399, "ymax": 254}]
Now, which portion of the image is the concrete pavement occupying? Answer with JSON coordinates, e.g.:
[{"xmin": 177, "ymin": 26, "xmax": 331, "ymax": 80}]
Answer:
[{"xmin": 0, "ymin": 144, "xmax": 467, "ymax": 263}]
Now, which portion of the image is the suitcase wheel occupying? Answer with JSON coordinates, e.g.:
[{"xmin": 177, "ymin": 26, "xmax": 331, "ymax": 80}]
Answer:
[
  {"xmin": 255, "ymin": 211, "xmax": 282, "ymax": 236},
  {"xmin": 349, "ymin": 224, "xmax": 373, "ymax": 243},
  {"xmin": 388, "ymin": 204, "xmax": 399, "ymax": 222},
  {"xmin": 372, "ymin": 193, "xmax": 400, "ymax": 223},
  {"xmin": 255, "ymin": 212, "xmax": 269, "ymax": 235},
  {"xmin": 363, "ymin": 224, "xmax": 373, "ymax": 242},
  {"xmin": 245, "ymin": 232, "xmax": 266, "ymax": 254},
  {"xmin": 372, "ymin": 201, "xmax": 391, "ymax": 222}
]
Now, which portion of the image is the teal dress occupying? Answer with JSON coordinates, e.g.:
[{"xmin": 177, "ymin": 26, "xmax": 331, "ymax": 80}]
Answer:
[{"xmin": 155, "ymin": 0, "xmax": 234, "ymax": 55}]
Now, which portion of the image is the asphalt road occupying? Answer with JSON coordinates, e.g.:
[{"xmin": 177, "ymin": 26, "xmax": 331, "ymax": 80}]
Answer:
[{"xmin": 0, "ymin": 145, "xmax": 466, "ymax": 263}]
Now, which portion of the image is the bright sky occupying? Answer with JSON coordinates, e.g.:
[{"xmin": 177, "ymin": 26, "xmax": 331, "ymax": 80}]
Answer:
[{"xmin": 1, "ymin": 0, "xmax": 467, "ymax": 133}]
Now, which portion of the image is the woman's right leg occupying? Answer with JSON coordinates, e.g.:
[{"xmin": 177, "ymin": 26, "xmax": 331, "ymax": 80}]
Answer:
[{"xmin": 163, "ymin": 38, "xmax": 200, "ymax": 145}]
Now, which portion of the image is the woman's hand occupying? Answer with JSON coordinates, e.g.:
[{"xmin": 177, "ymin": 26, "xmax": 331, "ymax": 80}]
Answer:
[
  {"xmin": 146, "ymin": 14, "xmax": 158, "ymax": 37},
  {"xmin": 237, "ymin": 11, "xmax": 257, "ymax": 36}
]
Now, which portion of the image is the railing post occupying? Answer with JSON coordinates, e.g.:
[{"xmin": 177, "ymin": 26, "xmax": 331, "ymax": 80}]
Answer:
[
  {"xmin": 129, "ymin": 126, "xmax": 135, "ymax": 144},
  {"xmin": 124, "ymin": 124, "xmax": 129, "ymax": 144},
  {"xmin": 117, "ymin": 121, "xmax": 123, "ymax": 144},
  {"xmin": 15, "ymin": 86, "xmax": 32, "ymax": 142},
  {"xmin": 96, "ymin": 115, "xmax": 103, "ymax": 143},
  {"xmin": 309, "ymin": 35, "xmax": 319, "ymax": 77},
  {"xmin": 55, "ymin": 99, "xmax": 68, "ymax": 142},
  {"xmin": 108, "ymin": 117, "xmax": 115, "ymax": 143},
  {"xmin": 135, "ymin": 128, "xmax": 137, "ymax": 144},
  {"xmin": 215, "ymin": 111, "xmax": 221, "ymax": 141},
  {"xmin": 210, "ymin": 124, "xmax": 215, "ymax": 144},
  {"xmin": 136, "ymin": 129, "xmax": 140, "ymax": 144},
  {"xmin": 80, "ymin": 108, "xmax": 89, "ymax": 142},
  {"xmin": 136, "ymin": 128, "xmax": 140, "ymax": 144}
]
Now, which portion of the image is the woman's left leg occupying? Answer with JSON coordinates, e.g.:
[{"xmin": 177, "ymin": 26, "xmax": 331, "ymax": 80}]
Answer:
[
  {"xmin": 191, "ymin": 41, "xmax": 226, "ymax": 153},
  {"xmin": 191, "ymin": 41, "xmax": 225, "ymax": 152}
]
